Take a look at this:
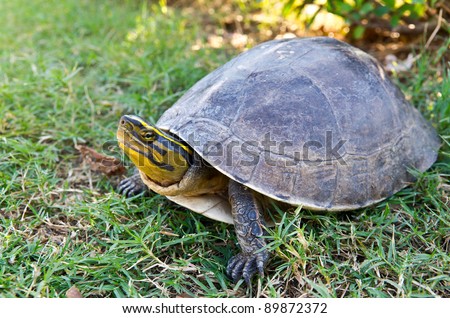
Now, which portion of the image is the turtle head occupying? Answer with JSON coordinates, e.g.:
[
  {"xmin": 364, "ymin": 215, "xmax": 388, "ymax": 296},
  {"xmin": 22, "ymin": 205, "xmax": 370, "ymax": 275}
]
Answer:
[{"xmin": 117, "ymin": 115, "xmax": 192, "ymax": 186}]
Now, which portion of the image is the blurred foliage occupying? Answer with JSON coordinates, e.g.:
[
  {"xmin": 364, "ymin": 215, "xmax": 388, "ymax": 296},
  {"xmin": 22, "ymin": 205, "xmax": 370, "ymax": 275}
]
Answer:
[
  {"xmin": 170, "ymin": 0, "xmax": 447, "ymax": 48},
  {"xmin": 280, "ymin": 0, "xmax": 436, "ymax": 39}
]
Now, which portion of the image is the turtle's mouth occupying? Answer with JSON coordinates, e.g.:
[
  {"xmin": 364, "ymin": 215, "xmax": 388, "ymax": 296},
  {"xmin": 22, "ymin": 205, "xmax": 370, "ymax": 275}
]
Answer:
[
  {"xmin": 117, "ymin": 125, "xmax": 149, "ymax": 158},
  {"xmin": 117, "ymin": 123, "xmax": 162, "ymax": 181}
]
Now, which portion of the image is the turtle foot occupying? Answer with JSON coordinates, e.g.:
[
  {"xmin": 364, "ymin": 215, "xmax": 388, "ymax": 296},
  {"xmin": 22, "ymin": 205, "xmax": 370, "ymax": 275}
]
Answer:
[
  {"xmin": 226, "ymin": 250, "xmax": 268, "ymax": 284},
  {"xmin": 117, "ymin": 173, "xmax": 147, "ymax": 197}
]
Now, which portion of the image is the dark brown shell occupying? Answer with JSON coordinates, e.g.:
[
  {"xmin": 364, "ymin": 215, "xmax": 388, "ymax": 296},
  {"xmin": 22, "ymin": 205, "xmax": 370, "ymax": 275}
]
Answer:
[{"xmin": 157, "ymin": 37, "xmax": 440, "ymax": 211}]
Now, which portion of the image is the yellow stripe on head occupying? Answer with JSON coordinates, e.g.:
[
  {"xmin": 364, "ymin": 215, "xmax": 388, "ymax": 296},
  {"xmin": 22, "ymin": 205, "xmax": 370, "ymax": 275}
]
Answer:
[
  {"xmin": 117, "ymin": 115, "xmax": 192, "ymax": 187},
  {"xmin": 121, "ymin": 115, "xmax": 192, "ymax": 155}
]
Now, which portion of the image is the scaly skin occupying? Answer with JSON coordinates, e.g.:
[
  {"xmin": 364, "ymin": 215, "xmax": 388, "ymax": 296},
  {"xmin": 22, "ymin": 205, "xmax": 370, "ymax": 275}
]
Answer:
[
  {"xmin": 117, "ymin": 170, "xmax": 148, "ymax": 197},
  {"xmin": 227, "ymin": 180, "xmax": 269, "ymax": 284}
]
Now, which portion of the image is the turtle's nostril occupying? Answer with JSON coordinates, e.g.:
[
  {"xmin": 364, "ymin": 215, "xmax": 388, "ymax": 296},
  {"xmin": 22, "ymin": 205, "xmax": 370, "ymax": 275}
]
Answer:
[{"xmin": 120, "ymin": 119, "xmax": 126, "ymax": 126}]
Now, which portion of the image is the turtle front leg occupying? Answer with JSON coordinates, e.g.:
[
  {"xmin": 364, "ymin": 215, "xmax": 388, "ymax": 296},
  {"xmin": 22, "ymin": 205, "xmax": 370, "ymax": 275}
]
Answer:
[
  {"xmin": 227, "ymin": 180, "xmax": 269, "ymax": 284},
  {"xmin": 117, "ymin": 170, "xmax": 148, "ymax": 197}
]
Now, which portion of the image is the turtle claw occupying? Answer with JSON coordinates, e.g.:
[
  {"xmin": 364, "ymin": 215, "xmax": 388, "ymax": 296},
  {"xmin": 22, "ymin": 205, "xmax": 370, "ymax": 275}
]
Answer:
[
  {"xmin": 226, "ymin": 250, "xmax": 268, "ymax": 284},
  {"xmin": 117, "ymin": 174, "xmax": 147, "ymax": 197}
]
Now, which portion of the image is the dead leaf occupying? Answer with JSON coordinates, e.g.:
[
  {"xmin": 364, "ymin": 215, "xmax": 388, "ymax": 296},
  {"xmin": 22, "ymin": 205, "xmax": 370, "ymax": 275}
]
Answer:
[
  {"xmin": 66, "ymin": 285, "xmax": 83, "ymax": 298},
  {"xmin": 76, "ymin": 145, "xmax": 126, "ymax": 176},
  {"xmin": 159, "ymin": 230, "xmax": 179, "ymax": 237}
]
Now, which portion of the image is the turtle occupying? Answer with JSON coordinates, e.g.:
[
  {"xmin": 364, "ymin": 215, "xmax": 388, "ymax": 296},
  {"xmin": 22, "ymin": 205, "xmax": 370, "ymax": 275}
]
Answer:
[{"xmin": 116, "ymin": 37, "xmax": 440, "ymax": 284}]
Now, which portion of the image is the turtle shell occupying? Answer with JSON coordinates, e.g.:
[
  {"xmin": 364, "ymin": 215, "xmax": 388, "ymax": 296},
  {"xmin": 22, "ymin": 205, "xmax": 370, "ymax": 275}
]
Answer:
[{"xmin": 156, "ymin": 37, "xmax": 440, "ymax": 211}]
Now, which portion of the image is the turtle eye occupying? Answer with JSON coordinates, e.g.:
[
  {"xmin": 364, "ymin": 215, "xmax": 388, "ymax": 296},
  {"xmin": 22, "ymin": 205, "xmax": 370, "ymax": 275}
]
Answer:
[{"xmin": 143, "ymin": 132, "xmax": 154, "ymax": 140}]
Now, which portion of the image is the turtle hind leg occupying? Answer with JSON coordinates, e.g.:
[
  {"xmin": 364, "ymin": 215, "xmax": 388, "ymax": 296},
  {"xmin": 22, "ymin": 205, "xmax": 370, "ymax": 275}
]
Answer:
[
  {"xmin": 226, "ymin": 180, "xmax": 269, "ymax": 284},
  {"xmin": 117, "ymin": 170, "xmax": 148, "ymax": 197}
]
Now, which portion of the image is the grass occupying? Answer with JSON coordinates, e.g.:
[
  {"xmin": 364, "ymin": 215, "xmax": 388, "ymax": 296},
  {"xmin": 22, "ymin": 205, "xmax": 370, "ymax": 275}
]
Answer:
[{"xmin": 0, "ymin": 0, "xmax": 449, "ymax": 297}]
